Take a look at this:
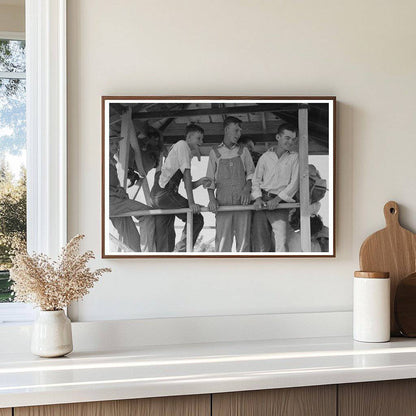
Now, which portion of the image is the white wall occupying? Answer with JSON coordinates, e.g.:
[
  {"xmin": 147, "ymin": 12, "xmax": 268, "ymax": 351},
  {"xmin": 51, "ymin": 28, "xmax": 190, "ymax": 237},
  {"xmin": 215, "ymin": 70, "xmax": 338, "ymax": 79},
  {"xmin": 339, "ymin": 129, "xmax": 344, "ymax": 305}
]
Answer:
[
  {"xmin": 0, "ymin": 3, "xmax": 24, "ymax": 33},
  {"xmin": 67, "ymin": 0, "xmax": 416, "ymax": 322}
]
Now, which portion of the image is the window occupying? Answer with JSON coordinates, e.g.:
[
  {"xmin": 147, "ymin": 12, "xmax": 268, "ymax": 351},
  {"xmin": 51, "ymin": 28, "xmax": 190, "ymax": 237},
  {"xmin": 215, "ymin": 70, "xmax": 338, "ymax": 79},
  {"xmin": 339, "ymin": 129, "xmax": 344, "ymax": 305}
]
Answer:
[
  {"xmin": 0, "ymin": 37, "xmax": 26, "ymax": 307},
  {"xmin": 0, "ymin": 1, "xmax": 67, "ymax": 323}
]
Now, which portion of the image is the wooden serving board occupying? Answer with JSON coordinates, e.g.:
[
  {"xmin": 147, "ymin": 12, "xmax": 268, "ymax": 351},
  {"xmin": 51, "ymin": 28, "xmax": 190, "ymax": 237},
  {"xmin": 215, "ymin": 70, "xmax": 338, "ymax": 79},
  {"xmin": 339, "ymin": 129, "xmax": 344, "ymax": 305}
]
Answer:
[
  {"xmin": 359, "ymin": 201, "xmax": 416, "ymax": 335},
  {"xmin": 395, "ymin": 272, "xmax": 416, "ymax": 337}
]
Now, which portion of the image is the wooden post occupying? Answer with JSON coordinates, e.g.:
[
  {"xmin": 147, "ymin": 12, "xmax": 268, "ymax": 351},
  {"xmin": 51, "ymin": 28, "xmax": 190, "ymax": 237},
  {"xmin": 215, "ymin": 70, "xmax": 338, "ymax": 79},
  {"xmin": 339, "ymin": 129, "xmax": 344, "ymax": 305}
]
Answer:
[
  {"xmin": 298, "ymin": 105, "xmax": 311, "ymax": 252},
  {"xmin": 119, "ymin": 108, "xmax": 132, "ymax": 190},
  {"xmin": 261, "ymin": 112, "xmax": 267, "ymax": 133},
  {"xmin": 127, "ymin": 117, "xmax": 152, "ymax": 205},
  {"xmin": 186, "ymin": 211, "xmax": 193, "ymax": 252}
]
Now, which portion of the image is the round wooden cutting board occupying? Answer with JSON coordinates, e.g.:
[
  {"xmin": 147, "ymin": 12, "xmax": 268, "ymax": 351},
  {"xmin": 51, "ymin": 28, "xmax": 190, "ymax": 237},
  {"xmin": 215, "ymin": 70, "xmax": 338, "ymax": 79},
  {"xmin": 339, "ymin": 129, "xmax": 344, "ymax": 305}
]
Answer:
[{"xmin": 359, "ymin": 201, "xmax": 416, "ymax": 335}]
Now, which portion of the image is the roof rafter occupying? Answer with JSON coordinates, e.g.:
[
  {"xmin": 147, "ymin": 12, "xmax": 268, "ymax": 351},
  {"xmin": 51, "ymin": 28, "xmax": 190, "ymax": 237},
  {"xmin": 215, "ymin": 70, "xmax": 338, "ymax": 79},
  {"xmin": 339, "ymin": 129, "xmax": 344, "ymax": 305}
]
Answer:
[{"xmin": 131, "ymin": 104, "xmax": 302, "ymax": 120}]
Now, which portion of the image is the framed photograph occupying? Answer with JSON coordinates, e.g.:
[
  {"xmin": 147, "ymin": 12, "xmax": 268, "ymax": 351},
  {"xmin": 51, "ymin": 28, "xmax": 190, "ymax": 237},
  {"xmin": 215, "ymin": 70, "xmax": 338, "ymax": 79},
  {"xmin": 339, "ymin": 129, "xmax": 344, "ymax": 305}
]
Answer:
[{"xmin": 102, "ymin": 96, "xmax": 335, "ymax": 258}]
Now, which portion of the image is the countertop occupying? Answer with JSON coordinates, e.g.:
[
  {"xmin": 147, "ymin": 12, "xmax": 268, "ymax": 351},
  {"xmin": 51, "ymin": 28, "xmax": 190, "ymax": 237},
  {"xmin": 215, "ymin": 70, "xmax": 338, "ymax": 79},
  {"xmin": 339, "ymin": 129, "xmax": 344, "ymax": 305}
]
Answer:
[{"xmin": 2, "ymin": 336, "xmax": 416, "ymax": 408}]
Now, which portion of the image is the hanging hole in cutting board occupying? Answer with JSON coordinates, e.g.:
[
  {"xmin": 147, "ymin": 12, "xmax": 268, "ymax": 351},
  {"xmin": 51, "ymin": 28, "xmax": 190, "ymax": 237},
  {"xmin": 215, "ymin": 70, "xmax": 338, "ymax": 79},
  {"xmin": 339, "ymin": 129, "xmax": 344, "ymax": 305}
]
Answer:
[{"xmin": 390, "ymin": 208, "xmax": 396, "ymax": 214}]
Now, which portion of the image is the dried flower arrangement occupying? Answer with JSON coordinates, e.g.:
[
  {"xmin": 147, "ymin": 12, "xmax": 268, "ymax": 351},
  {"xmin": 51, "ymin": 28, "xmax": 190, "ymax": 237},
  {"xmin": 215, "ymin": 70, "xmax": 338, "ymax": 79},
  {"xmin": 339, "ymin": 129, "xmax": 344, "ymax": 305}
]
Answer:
[{"xmin": 10, "ymin": 235, "xmax": 111, "ymax": 311}]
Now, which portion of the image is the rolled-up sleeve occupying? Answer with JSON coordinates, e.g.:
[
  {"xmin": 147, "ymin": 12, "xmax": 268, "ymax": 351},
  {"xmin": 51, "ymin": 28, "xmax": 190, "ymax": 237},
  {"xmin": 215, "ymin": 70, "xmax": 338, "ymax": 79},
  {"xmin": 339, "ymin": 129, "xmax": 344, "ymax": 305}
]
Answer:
[
  {"xmin": 242, "ymin": 147, "xmax": 255, "ymax": 181},
  {"xmin": 251, "ymin": 156, "xmax": 265, "ymax": 200},
  {"xmin": 278, "ymin": 154, "xmax": 299, "ymax": 202},
  {"xmin": 177, "ymin": 141, "xmax": 192, "ymax": 173},
  {"xmin": 205, "ymin": 149, "xmax": 217, "ymax": 190}
]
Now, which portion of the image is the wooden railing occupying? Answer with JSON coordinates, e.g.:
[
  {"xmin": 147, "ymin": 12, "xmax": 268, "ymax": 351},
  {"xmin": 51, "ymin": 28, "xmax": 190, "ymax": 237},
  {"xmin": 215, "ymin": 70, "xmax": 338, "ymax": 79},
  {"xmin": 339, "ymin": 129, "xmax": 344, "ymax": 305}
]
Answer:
[{"xmin": 112, "ymin": 203, "xmax": 300, "ymax": 252}]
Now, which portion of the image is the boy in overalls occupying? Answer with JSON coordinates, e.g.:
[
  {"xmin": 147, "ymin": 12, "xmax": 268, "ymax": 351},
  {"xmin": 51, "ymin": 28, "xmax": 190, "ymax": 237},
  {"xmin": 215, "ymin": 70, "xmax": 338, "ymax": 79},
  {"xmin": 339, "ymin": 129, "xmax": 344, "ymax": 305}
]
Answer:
[{"xmin": 206, "ymin": 117, "xmax": 255, "ymax": 252}]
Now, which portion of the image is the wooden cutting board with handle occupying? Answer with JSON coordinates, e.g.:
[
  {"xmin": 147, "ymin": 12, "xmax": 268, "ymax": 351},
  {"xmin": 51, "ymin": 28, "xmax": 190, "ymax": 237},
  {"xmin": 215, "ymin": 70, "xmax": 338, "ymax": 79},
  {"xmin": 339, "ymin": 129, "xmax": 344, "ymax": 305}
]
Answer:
[{"xmin": 359, "ymin": 201, "xmax": 416, "ymax": 335}]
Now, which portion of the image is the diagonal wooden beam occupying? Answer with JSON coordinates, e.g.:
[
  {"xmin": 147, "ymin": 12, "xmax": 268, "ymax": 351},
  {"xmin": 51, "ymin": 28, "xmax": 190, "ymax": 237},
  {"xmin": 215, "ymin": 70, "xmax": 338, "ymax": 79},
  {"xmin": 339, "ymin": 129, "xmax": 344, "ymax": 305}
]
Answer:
[
  {"xmin": 119, "ymin": 110, "xmax": 132, "ymax": 190},
  {"xmin": 158, "ymin": 103, "xmax": 192, "ymax": 132},
  {"xmin": 127, "ymin": 117, "xmax": 152, "ymax": 206}
]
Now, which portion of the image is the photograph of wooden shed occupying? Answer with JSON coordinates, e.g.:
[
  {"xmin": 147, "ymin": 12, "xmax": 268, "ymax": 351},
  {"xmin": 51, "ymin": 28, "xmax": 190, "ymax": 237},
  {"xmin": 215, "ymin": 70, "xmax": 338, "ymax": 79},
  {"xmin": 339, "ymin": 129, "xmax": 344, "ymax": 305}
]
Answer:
[{"xmin": 103, "ymin": 98, "xmax": 335, "ymax": 257}]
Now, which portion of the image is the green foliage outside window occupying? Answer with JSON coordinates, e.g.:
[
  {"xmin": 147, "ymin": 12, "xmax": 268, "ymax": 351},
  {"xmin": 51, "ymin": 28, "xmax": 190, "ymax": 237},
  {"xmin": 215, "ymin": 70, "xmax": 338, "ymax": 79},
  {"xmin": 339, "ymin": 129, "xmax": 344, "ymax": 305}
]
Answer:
[
  {"xmin": 0, "ymin": 39, "xmax": 27, "ymax": 302},
  {"xmin": 0, "ymin": 162, "xmax": 26, "ymax": 302}
]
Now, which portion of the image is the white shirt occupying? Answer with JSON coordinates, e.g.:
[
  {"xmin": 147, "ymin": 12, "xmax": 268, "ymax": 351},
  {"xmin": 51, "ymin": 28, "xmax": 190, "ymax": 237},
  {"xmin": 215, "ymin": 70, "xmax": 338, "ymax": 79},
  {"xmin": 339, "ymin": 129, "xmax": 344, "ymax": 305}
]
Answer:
[
  {"xmin": 251, "ymin": 149, "xmax": 299, "ymax": 202},
  {"xmin": 159, "ymin": 140, "xmax": 192, "ymax": 188},
  {"xmin": 205, "ymin": 143, "xmax": 255, "ymax": 190}
]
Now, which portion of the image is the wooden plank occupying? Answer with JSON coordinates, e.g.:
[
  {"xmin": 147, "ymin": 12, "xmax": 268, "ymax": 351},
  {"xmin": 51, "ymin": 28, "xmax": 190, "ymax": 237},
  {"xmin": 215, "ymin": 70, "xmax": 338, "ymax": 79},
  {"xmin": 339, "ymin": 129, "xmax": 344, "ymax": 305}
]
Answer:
[
  {"xmin": 186, "ymin": 211, "xmax": 193, "ymax": 252},
  {"xmin": 119, "ymin": 109, "xmax": 131, "ymax": 190},
  {"xmin": 164, "ymin": 133, "xmax": 277, "ymax": 144},
  {"xmin": 261, "ymin": 112, "xmax": 267, "ymax": 133},
  {"xmin": 0, "ymin": 409, "xmax": 12, "ymax": 416},
  {"xmin": 109, "ymin": 115, "xmax": 121, "ymax": 125},
  {"xmin": 15, "ymin": 395, "xmax": 210, "ymax": 416},
  {"xmin": 212, "ymin": 386, "xmax": 336, "ymax": 416},
  {"xmin": 132, "ymin": 103, "xmax": 302, "ymax": 120},
  {"xmin": 127, "ymin": 117, "xmax": 152, "ymax": 205},
  {"xmin": 163, "ymin": 120, "xmax": 282, "ymax": 137},
  {"xmin": 298, "ymin": 106, "xmax": 311, "ymax": 252},
  {"xmin": 111, "ymin": 203, "xmax": 300, "ymax": 218},
  {"xmin": 339, "ymin": 379, "xmax": 416, "ymax": 416}
]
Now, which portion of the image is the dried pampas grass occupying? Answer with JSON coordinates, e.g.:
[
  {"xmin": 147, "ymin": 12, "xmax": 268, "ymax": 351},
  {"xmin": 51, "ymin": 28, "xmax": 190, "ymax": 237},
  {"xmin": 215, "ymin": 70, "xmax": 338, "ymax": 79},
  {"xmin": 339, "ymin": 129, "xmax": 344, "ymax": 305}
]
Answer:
[{"xmin": 10, "ymin": 235, "xmax": 111, "ymax": 311}]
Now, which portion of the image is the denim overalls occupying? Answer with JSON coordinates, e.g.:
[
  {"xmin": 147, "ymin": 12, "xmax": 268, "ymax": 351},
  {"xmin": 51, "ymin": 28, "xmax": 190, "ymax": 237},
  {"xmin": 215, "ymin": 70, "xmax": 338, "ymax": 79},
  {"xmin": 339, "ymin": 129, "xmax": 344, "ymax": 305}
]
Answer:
[{"xmin": 213, "ymin": 145, "xmax": 251, "ymax": 252}]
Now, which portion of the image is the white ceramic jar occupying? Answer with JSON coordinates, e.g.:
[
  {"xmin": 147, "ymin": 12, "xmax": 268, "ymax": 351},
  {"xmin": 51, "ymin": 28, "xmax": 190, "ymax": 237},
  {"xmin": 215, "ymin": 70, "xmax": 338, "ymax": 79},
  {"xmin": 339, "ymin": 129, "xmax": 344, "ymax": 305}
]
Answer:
[
  {"xmin": 31, "ymin": 310, "xmax": 73, "ymax": 357},
  {"xmin": 353, "ymin": 271, "xmax": 390, "ymax": 343}
]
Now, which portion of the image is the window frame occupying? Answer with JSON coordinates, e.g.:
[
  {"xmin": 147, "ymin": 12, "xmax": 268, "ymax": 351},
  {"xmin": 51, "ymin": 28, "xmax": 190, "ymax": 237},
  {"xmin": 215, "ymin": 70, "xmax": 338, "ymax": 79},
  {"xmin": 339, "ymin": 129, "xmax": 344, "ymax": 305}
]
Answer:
[
  {"xmin": 0, "ymin": 0, "xmax": 67, "ymax": 323},
  {"xmin": 0, "ymin": 31, "xmax": 25, "ymax": 41}
]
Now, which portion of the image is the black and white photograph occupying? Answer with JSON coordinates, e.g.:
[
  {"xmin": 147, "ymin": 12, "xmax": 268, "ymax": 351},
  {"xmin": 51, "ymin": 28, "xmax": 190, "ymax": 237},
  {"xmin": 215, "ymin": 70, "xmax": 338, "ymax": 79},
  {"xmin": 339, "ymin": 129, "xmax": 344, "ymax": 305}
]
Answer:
[{"xmin": 102, "ymin": 97, "xmax": 335, "ymax": 257}]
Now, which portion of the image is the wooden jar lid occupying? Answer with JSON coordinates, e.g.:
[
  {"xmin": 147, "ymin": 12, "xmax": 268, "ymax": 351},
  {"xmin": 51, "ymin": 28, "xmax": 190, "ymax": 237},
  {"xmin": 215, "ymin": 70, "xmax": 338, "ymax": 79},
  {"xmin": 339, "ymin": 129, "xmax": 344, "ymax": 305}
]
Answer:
[{"xmin": 354, "ymin": 271, "xmax": 390, "ymax": 279}]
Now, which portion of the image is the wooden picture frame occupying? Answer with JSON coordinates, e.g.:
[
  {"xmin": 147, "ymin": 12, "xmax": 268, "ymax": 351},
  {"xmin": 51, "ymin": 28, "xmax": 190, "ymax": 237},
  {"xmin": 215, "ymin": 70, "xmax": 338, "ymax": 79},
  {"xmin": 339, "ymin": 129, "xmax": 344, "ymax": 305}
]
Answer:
[{"xmin": 102, "ymin": 96, "xmax": 336, "ymax": 258}]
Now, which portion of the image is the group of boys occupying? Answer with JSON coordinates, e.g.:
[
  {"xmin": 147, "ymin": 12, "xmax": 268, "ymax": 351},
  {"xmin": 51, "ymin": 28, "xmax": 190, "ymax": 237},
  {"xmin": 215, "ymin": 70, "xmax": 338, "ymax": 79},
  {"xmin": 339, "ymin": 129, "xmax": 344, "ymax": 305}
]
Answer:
[{"xmin": 109, "ymin": 116, "xmax": 300, "ymax": 253}]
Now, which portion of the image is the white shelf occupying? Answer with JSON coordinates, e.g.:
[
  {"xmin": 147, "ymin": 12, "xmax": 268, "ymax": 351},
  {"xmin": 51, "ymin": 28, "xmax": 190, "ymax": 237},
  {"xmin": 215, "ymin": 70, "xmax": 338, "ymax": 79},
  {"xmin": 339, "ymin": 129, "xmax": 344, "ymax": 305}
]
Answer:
[{"xmin": 2, "ymin": 336, "xmax": 416, "ymax": 408}]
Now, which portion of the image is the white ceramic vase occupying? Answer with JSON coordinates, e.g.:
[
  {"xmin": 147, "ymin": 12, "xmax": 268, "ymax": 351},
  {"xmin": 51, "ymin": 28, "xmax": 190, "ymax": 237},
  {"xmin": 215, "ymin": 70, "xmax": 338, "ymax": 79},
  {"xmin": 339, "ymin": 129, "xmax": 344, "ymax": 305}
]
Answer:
[{"xmin": 31, "ymin": 310, "xmax": 73, "ymax": 357}]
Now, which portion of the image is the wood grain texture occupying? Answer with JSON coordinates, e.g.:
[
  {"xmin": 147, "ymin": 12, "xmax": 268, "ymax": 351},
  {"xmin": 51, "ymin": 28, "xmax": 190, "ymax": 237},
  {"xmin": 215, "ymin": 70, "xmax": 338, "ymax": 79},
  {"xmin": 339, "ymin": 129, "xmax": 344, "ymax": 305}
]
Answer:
[
  {"xmin": 359, "ymin": 201, "xmax": 416, "ymax": 335},
  {"xmin": 339, "ymin": 379, "xmax": 416, "ymax": 416},
  {"xmin": 0, "ymin": 409, "xmax": 12, "ymax": 416},
  {"xmin": 212, "ymin": 386, "xmax": 336, "ymax": 416},
  {"xmin": 15, "ymin": 395, "xmax": 210, "ymax": 416}
]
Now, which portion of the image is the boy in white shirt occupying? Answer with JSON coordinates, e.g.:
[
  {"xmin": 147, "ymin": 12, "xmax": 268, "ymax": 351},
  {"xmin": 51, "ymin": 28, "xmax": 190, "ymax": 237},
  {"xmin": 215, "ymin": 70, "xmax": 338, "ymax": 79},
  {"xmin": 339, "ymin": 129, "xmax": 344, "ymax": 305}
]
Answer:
[
  {"xmin": 151, "ymin": 124, "xmax": 211, "ymax": 252},
  {"xmin": 251, "ymin": 123, "xmax": 299, "ymax": 252}
]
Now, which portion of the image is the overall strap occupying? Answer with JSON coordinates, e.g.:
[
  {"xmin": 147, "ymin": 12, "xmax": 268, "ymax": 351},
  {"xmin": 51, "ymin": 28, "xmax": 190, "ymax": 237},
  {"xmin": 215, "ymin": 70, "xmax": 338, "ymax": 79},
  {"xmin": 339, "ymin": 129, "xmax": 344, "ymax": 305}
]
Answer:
[
  {"xmin": 237, "ymin": 145, "xmax": 244, "ymax": 156},
  {"xmin": 212, "ymin": 146, "xmax": 221, "ymax": 159},
  {"xmin": 165, "ymin": 169, "xmax": 183, "ymax": 191}
]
